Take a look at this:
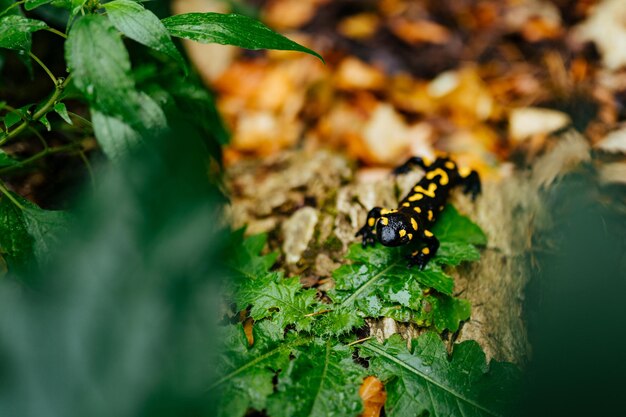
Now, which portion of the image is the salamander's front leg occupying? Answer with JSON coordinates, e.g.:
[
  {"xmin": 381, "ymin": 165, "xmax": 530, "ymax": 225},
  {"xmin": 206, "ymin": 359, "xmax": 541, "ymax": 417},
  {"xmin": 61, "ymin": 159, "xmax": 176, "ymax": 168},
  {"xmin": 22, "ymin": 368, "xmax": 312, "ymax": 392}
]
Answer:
[
  {"xmin": 356, "ymin": 207, "xmax": 382, "ymax": 247},
  {"xmin": 392, "ymin": 156, "xmax": 431, "ymax": 175},
  {"xmin": 460, "ymin": 169, "xmax": 481, "ymax": 200},
  {"xmin": 406, "ymin": 230, "xmax": 440, "ymax": 269}
]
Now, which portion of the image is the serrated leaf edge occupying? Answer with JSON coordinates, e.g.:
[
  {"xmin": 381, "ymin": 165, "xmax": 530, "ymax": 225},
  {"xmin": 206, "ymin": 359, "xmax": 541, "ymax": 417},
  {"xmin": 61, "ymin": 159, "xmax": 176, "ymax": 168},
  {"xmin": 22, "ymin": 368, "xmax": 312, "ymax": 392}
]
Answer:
[{"xmin": 362, "ymin": 342, "xmax": 500, "ymax": 417}]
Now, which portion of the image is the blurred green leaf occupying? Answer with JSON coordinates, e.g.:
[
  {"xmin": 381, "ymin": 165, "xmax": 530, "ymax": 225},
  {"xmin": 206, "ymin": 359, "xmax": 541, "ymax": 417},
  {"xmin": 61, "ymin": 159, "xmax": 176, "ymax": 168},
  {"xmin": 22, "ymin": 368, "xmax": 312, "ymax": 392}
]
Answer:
[
  {"xmin": 24, "ymin": 0, "xmax": 53, "ymax": 10},
  {"xmin": 0, "ymin": 150, "xmax": 18, "ymax": 168},
  {"xmin": 3, "ymin": 111, "xmax": 21, "ymax": 130},
  {"xmin": 0, "ymin": 121, "xmax": 225, "ymax": 417},
  {"xmin": 362, "ymin": 333, "xmax": 521, "ymax": 417},
  {"xmin": 0, "ymin": 192, "xmax": 70, "ymax": 276},
  {"xmin": 66, "ymin": 14, "xmax": 166, "ymax": 158},
  {"xmin": 0, "ymin": 15, "xmax": 47, "ymax": 52},
  {"xmin": 65, "ymin": 14, "xmax": 134, "ymax": 111},
  {"xmin": 104, "ymin": 0, "xmax": 187, "ymax": 73},
  {"xmin": 162, "ymin": 13, "xmax": 323, "ymax": 62}
]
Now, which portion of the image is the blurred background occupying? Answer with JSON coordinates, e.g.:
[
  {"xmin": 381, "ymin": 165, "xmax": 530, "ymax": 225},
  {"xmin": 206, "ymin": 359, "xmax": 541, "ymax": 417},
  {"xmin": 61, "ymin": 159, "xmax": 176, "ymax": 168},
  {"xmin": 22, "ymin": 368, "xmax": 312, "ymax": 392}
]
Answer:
[{"xmin": 1, "ymin": 0, "xmax": 625, "ymax": 416}]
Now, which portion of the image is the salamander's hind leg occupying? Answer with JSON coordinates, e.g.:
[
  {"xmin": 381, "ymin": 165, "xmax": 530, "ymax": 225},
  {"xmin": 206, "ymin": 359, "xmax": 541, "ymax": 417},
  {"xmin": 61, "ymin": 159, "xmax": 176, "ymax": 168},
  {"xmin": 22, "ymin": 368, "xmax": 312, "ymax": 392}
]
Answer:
[
  {"xmin": 392, "ymin": 156, "xmax": 431, "ymax": 175},
  {"xmin": 406, "ymin": 231, "xmax": 440, "ymax": 269},
  {"xmin": 356, "ymin": 207, "xmax": 382, "ymax": 247},
  {"xmin": 460, "ymin": 170, "xmax": 481, "ymax": 200}
]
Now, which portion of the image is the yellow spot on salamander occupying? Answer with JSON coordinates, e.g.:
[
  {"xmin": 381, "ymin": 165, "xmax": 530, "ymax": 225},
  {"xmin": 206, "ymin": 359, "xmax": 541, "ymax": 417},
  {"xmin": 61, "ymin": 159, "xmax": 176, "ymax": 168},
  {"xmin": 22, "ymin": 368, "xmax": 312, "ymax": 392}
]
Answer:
[
  {"xmin": 368, "ymin": 218, "xmax": 375, "ymax": 227},
  {"xmin": 399, "ymin": 230, "xmax": 407, "ymax": 237},
  {"xmin": 428, "ymin": 210, "xmax": 434, "ymax": 221},
  {"xmin": 408, "ymin": 233, "xmax": 413, "ymax": 240},
  {"xmin": 414, "ymin": 183, "xmax": 437, "ymax": 198},
  {"xmin": 459, "ymin": 167, "xmax": 471, "ymax": 177},
  {"xmin": 414, "ymin": 207, "xmax": 422, "ymax": 213},
  {"xmin": 403, "ymin": 202, "xmax": 411, "ymax": 207},
  {"xmin": 410, "ymin": 218, "xmax": 418, "ymax": 230},
  {"xmin": 426, "ymin": 168, "xmax": 449, "ymax": 185},
  {"xmin": 439, "ymin": 206, "xmax": 444, "ymax": 211},
  {"xmin": 408, "ymin": 193, "xmax": 424, "ymax": 202},
  {"xmin": 445, "ymin": 161, "xmax": 455, "ymax": 170},
  {"xmin": 424, "ymin": 230, "xmax": 433, "ymax": 237},
  {"xmin": 380, "ymin": 209, "xmax": 397, "ymax": 215},
  {"xmin": 380, "ymin": 217, "xmax": 389, "ymax": 226},
  {"xmin": 422, "ymin": 247, "xmax": 430, "ymax": 255}
]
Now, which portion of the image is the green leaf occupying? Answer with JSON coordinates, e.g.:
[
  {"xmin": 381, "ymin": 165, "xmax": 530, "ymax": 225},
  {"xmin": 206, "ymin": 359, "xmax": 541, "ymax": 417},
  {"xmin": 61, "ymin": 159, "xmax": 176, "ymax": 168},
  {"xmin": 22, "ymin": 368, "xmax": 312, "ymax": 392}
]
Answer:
[
  {"xmin": 162, "ymin": 12, "xmax": 323, "ymax": 62},
  {"xmin": 0, "ymin": 192, "xmax": 70, "ymax": 275},
  {"xmin": 0, "ymin": 150, "xmax": 18, "ymax": 168},
  {"xmin": 362, "ymin": 333, "xmax": 521, "ymax": 417},
  {"xmin": 330, "ymin": 205, "xmax": 486, "ymax": 333},
  {"xmin": 434, "ymin": 241, "xmax": 480, "ymax": 266},
  {"xmin": 67, "ymin": 15, "xmax": 167, "ymax": 158},
  {"xmin": 0, "ymin": 15, "xmax": 47, "ymax": 52},
  {"xmin": 53, "ymin": 102, "xmax": 72, "ymax": 125},
  {"xmin": 212, "ymin": 322, "xmax": 293, "ymax": 417},
  {"xmin": 24, "ymin": 0, "xmax": 52, "ymax": 10},
  {"xmin": 3, "ymin": 111, "xmax": 21, "ymax": 130},
  {"xmin": 267, "ymin": 340, "xmax": 365, "ymax": 417},
  {"xmin": 227, "ymin": 233, "xmax": 278, "ymax": 281},
  {"xmin": 433, "ymin": 205, "xmax": 487, "ymax": 246},
  {"xmin": 103, "ymin": 0, "xmax": 187, "ymax": 73},
  {"xmin": 241, "ymin": 275, "xmax": 319, "ymax": 332},
  {"xmin": 90, "ymin": 108, "xmax": 142, "ymax": 159},
  {"xmin": 66, "ymin": 14, "xmax": 134, "ymax": 111},
  {"xmin": 38, "ymin": 113, "xmax": 51, "ymax": 131}
]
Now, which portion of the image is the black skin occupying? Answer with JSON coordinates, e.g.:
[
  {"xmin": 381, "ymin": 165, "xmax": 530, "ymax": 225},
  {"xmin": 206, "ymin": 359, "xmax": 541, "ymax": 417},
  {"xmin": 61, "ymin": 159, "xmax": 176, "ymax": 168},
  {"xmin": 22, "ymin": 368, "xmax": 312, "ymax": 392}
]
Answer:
[{"xmin": 356, "ymin": 156, "xmax": 481, "ymax": 269}]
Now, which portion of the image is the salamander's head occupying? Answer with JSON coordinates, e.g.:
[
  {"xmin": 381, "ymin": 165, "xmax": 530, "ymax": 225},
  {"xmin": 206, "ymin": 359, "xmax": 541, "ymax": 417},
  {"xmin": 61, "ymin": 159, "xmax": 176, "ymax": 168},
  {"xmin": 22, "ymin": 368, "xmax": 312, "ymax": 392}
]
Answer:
[{"xmin": 377, "ymin": 213, "xmax": 413, "ymax": 247}]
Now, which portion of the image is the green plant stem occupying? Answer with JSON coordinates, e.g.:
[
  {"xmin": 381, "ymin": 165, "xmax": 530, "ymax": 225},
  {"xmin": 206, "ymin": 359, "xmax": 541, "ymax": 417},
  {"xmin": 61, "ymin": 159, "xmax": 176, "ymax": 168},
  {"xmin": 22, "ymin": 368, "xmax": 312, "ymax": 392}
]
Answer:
[
  {"xmin": 0, "ymin": 0, "xmax": 25, "ymax": 18},
  {"xmin": 68, "ymin": 111, "xmax": 93, "ymax": 128},
  {"xmin": 45, "ymin": 27, "xmax": 68, "ymax": 39},
  {"xmin": 0, "ymin": 75, "xmax": 72, "ymax": 146},
  {"xmin": 0, "ymin": 181, "xmax": 24, "ymax": 210},
  {"xmin": 0, "ymin": 143, "xmax": 80, "ymax": 175},
  {"xmin": 29, "ymin": 52, "xmax": 57, "ymax": 85}
]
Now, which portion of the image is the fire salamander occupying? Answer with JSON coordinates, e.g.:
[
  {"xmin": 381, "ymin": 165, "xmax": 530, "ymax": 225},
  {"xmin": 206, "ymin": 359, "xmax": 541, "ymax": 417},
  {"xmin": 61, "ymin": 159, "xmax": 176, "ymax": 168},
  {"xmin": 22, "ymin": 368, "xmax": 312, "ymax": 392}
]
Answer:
[{"xmin": 356, "ymin": 156, "xmax": 481, "ymax": 269}]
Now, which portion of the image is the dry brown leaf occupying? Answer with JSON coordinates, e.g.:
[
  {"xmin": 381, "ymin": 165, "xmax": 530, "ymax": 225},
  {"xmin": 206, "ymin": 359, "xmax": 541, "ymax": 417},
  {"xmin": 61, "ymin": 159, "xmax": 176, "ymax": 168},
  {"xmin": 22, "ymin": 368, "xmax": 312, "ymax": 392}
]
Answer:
[
  {"xmin": 508, "ymin": 107, "xmax": 571, "ymax": 142},
  {"xmin": 595, "ymin": 127, "xmax": 626, "ymax": 153},
  {"xmin": 243, "ymin": 317, "xmax": 254, "ymax": 347},
  {"xmin": 359, "ymin": 376, "xmax": 387, "ymax": 417},
  {"xmin": 573, "ymin": 0, "xmax": 626, "ymax": 70},
  {"xmin": 388, "ymin": 17, "xmax": 451, "ymax": 45},
  {"xmin": 263, "ymin": 0, "xmax": 329, "ymax": 30},
  {"xmin": 334, "ymin": 57, "xmax": 386, "ymax": 91},
  {"xmin": 361, "ymin": 103, "xmax": 412, "ymax": 164},
  {"xmin": 521, "ymin": 16, "xmax": 563, "ymax": 42},
  {"xmin": 338, "ymin": 13, "xmax": 381, "ymax": 40}
]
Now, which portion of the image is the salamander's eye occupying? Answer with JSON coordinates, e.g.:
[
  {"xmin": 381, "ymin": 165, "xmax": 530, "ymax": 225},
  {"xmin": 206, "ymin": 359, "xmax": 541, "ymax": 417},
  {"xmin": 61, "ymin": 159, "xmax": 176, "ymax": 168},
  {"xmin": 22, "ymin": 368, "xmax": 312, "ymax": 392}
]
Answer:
[{"xmin": 377, "ymin": 214, "xmax": 411, "ymax": 247}]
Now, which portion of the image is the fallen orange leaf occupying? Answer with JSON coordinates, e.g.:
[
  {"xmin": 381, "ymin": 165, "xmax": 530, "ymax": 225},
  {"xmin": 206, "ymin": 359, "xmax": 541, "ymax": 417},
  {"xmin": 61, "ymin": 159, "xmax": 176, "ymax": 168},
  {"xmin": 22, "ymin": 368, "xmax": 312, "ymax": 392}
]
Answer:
[{"xmin": 359, "ymin": 376, "xmax": 387, "ymax": 417}]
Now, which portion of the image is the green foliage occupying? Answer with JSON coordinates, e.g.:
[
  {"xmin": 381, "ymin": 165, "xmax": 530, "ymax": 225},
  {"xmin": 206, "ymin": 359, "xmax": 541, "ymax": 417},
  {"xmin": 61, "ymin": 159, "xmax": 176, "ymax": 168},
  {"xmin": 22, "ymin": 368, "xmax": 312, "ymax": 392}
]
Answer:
[
  {"xmin": 0, "ymin": 1, "xmax": 324, "ymax": 280},
  {"xmin": 0, "ymin": 15, "xmax": 47, "ymax": 52},
  {"xmin": 330, "ymin": 205, "xmax": 483, "ymax": 333},
  {"xmin": 0, "ymin": 191, "xmax": 69, "ymax": 276},
  {"xmin": 162, "ymin": 13, "xmax": 323, "ymax": 62},
  {"xmin": 361, "ymin": 333, "xmax": 521, "ymax": 417},
  {"xmin": 213, "ymin": 203, "xmax": 518, "ymax": 417},
  {"xmin": 267, "ymin": 340, "xmax": 365, "ymax": 417},
  {"xmin": 0, "ymin": 125, "xmax": 226, "ymax": 417},
  {"xmin": 213, "ymin": 322, "xmax": 293, "ymax": 417},
  {"xmin": 103, "ymin": 0, "xmax": 187, "ymax": 73}
]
